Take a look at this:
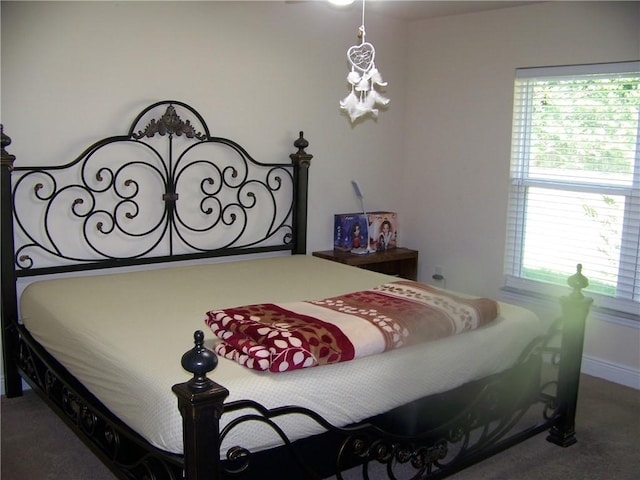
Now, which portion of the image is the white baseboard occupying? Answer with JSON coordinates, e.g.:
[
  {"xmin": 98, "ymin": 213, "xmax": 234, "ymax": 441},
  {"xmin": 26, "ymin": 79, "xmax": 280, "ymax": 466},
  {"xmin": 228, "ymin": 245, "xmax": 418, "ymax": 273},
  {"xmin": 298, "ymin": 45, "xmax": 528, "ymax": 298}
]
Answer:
[{"xmin": 581, "ymin": 355, "xmax": 640, "ymax": 390}]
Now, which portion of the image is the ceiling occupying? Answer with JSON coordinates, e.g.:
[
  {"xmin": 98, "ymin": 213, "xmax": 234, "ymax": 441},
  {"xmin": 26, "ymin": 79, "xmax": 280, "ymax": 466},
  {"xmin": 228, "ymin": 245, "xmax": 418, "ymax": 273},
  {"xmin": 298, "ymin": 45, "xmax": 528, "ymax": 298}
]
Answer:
[{"xmin": 330, "ymin": 1, "xmax": 537, "ymax": 21}]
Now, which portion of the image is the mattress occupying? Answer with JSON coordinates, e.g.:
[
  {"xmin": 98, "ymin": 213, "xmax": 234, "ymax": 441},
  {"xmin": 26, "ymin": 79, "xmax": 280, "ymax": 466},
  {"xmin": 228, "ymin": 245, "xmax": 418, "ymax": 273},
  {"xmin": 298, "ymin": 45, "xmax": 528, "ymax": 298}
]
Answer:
[{"xmin": 19, "ymin": 255, "xmax": 543, "ymax": 455}]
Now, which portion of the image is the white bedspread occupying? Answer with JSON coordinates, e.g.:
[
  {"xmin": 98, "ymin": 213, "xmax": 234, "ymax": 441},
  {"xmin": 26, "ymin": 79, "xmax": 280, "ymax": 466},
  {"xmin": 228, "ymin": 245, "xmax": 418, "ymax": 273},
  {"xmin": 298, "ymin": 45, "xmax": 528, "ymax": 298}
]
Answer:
[{"xmin": 19, "ymin": 255, "xmax": 543, "ymax": 455}]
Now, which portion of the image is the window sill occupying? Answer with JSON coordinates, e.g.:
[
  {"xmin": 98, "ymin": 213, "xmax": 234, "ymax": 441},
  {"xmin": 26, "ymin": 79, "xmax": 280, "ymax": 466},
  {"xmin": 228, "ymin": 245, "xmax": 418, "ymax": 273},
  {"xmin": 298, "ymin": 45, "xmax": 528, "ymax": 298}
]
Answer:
[{"xmin": 500, "ymin": 286, "xmax": 639, "ymax": 329}]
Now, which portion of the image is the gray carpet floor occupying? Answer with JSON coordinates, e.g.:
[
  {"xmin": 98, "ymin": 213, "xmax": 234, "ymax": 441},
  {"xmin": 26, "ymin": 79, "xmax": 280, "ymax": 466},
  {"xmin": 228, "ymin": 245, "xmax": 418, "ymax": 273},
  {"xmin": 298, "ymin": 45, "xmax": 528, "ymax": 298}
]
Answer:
[{"xmin": 1, "ymin": 373, "xmax": 639, "ymax": 479}]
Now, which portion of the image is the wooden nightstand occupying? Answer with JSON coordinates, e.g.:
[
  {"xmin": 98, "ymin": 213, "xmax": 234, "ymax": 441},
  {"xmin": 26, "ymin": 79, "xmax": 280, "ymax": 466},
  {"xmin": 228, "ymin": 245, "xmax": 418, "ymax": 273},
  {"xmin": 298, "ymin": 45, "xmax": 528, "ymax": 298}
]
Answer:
[{"xmin": 312, "ymin": 248, "xmax": 419, "ymax": 281}]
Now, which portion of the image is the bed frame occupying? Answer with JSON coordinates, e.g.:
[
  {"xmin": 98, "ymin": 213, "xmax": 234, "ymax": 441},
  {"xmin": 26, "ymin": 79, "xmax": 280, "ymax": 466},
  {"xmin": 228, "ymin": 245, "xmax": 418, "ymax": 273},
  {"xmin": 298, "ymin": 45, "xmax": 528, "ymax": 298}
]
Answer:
[{"xmin": 1, "ymin": 102, "xmax": 592, "ymax": 480}]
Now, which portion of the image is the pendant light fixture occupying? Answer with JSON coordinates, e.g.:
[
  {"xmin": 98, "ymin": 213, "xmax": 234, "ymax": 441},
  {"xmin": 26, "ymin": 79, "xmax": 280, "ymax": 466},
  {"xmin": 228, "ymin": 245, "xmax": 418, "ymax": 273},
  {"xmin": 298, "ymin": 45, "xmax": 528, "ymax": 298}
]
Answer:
[{"xmin": 339, "ymin": 0, "xmax": 389, "ymax": 122}]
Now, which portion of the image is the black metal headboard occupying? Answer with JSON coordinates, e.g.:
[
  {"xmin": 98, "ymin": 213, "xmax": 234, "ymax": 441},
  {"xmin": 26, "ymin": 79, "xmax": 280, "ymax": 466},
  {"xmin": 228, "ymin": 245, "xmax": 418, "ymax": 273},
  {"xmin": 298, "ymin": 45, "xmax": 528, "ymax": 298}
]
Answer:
[{"xmin": 1, "ymin": 101, "xmax": 312, "ymax": 277}]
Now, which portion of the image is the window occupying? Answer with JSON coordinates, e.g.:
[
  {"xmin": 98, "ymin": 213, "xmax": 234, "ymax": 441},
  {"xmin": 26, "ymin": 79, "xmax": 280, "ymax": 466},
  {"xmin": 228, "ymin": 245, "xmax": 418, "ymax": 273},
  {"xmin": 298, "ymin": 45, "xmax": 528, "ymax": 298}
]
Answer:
[{"xmin": 504, "ymin": 61, "xmax": 640, "ymax": 316}]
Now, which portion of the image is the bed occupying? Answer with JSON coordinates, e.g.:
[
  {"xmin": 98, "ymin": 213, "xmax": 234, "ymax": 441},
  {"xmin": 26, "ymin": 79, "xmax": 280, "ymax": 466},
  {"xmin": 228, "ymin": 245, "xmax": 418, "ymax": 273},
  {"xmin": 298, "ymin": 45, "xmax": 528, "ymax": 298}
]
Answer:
[{"xmin": 0, "ymin": 101, "xmax": 593, "ymax": 480}]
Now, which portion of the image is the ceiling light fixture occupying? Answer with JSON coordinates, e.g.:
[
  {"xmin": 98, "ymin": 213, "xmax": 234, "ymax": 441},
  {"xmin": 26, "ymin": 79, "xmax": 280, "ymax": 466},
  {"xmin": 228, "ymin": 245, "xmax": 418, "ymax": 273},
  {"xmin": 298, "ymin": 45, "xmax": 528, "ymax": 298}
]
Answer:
[{"xmin": 339, "ymin": 0, "xmax": 389, "ymax": 122}]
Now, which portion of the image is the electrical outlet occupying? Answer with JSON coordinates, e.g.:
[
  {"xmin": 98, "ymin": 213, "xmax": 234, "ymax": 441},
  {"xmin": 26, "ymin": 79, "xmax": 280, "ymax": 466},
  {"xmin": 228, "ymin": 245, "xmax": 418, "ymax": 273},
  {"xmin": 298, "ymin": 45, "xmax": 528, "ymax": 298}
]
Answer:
[{"xmin": 432, "ymin": 265, "xmax": 444, "ymax": 281}]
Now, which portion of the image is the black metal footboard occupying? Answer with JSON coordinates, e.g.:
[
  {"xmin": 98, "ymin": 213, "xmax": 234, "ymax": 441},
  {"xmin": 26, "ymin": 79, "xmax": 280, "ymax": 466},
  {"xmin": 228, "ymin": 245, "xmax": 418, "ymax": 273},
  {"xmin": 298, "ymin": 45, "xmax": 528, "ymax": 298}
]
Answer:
[{"xmin": 173, "ymin": 267, "xmax": 592, "ymax": 480}]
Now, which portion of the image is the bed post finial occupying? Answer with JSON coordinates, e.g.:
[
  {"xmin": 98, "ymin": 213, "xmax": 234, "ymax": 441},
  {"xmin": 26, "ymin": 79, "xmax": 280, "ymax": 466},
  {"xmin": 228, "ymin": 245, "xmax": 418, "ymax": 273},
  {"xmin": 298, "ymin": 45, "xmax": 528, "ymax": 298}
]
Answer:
[
  {"xmin": 567, "ymin": 263, "xmax": 588, "ymax": 300},
  {"xmin": 294, "ymin": 131, "xmax": 309, "ymax": 155},
  {"xmin": 173, "ymin": 331, "xmax": 229, "ymax": 480},
  {"xmin": 179, "ymin": 330, "xmax": 218, "ymax": 391},
  {"xmin": 1, "ymin": 124, "xmax": 16, "ymax": 169}
]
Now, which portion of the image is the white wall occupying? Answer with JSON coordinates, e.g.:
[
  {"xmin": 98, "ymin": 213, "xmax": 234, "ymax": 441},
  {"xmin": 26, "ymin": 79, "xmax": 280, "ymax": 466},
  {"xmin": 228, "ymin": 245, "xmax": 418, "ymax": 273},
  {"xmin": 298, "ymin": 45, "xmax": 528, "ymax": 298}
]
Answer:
[{"xmin": 402, "ymin": 1, "xmax": 640, "ymax": 388}]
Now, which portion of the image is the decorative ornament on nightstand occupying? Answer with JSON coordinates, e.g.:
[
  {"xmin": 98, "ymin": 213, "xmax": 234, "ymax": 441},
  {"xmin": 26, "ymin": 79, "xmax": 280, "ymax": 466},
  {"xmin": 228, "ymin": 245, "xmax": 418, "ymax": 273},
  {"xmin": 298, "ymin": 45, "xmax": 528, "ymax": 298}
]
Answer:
[{"xmin": 339, "ymin": 0, "xmax": 389, "ymax": 122}]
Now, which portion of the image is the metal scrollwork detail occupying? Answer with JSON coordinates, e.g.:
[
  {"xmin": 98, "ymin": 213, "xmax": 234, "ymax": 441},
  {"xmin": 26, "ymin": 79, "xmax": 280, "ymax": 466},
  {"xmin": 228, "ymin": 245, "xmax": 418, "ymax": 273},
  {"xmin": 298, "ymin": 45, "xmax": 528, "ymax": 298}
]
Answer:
[
  {"xmin": 132, "ymin": 105, "xmax": 206, "ymax": 140},
  {"xmin": 542, "ymin": 381, "xmax": 559, "ymax": 420},
  {"xmin": 223, "ymin": 446, "xmax": 251, "ymax": 475},
  {"xmin": 104, "ymin": 425, "xmax": 118, "ymax": 447},
  {"xmin": 80, "ymin": 405, "xmax": 98, "ymax": 435},
  {"xmin": 11, "ymin": 102, "xmax": 296, "ymax": 271},
  {"xmin": 62, "ymin": 388, "xmax": 81, "ymax": 422},
  {"xmin": 335, "ymin": 435, "xmax": 452, "ymax": 479},
  {"xmin": 44, "ymin": 370, "xmax": 57, "ymax": 394},
  {"xmin": 18, "ymin": 341, "xmax": 41, "ymax": 387}
]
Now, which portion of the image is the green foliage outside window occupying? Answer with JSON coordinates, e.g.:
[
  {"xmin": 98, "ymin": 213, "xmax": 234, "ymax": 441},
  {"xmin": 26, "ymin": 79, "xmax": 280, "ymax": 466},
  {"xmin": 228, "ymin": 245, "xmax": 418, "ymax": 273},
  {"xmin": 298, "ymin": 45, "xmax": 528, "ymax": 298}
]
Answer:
[
  {"xmin": 510, "ymin": 68, "xmax": 640, "ymax": 306},
  {"xmin": 530, "ymin": 77, "xmax": 638, "ymax": 175}
]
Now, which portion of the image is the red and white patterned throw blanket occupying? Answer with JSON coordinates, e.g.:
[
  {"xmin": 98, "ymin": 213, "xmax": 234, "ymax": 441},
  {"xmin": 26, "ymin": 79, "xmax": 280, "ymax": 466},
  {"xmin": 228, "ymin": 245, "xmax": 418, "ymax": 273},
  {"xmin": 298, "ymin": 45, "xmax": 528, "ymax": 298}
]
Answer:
[{"xmin": 204, "ymin": 281, "xmax": 499, "ymax": 373}]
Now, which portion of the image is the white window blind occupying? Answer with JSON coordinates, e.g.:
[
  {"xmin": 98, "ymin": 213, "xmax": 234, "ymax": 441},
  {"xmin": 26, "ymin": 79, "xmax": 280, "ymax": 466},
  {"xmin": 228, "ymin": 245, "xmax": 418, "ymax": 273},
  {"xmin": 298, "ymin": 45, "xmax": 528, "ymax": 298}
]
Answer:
[{"xmin": 504, "ymin": 61, "xmax": 640, "ymax": 316}]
